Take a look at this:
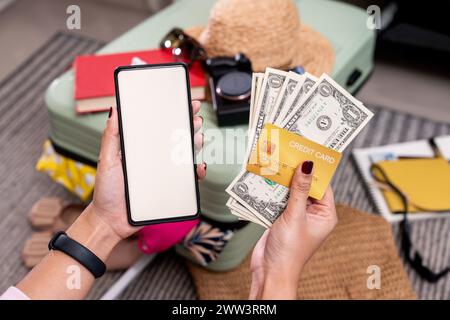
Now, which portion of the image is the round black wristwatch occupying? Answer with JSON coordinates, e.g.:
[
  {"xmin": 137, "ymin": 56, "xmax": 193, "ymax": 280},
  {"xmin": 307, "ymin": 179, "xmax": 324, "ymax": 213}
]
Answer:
[{"xmin": 48, "ymin": 231, "xmax": 106, "ymax": 278}]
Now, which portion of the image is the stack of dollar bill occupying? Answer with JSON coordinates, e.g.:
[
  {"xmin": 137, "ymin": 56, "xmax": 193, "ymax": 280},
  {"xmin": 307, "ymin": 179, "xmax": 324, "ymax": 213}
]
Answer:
[{"xmin": 225, "ymin": 67, "xmax": 374, "ymax": 228}]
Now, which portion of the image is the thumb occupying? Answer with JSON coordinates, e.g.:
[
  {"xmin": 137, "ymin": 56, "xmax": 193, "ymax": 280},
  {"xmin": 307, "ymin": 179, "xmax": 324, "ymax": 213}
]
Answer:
[
  {"xmin": 98, "ymin": 107, "xmax": 121, "ymax": 166},
  {"xmin": 285, "ymin": 161, "xmax": 314, "ymax": 217}
]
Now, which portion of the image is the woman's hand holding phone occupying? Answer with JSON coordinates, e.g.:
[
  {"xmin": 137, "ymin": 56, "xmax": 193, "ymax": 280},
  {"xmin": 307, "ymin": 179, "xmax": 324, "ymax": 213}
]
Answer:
[
  {"xmin": 16, "ymin": 101, "xmax": 205, "ymax": 300},
  {"xmin": 91, "ymin": 100, "xmax": 206, "ymax": 241}
]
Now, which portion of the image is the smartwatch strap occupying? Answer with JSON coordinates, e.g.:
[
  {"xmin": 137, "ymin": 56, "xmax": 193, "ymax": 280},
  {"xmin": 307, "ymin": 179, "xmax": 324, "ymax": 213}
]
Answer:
[{"xmin": 48, "ymin": 231, "xmax": 106, "ymax": 278}]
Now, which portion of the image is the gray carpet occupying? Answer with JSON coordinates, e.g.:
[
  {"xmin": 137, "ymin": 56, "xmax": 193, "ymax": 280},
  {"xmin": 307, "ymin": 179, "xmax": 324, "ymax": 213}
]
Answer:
[{"xmin": 1, "ymin": 32, "xmax": 449, "ymax": 300}]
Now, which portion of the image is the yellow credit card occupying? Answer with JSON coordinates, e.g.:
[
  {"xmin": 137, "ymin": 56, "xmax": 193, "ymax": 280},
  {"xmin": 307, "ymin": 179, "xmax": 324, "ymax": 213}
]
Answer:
[{"xmin": 246, "ymin": 124, "xmax": 342, "ymax": 199}]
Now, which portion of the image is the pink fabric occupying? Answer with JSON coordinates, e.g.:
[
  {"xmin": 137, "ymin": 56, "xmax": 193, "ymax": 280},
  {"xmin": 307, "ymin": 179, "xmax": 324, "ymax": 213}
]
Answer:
[
  {"xmin": 0, "ymin": 286, "xmax": 30, "ymax": 300},
  {"xmin": 138, "ymin": 219, "xmax": 199, "ymax": 254}
]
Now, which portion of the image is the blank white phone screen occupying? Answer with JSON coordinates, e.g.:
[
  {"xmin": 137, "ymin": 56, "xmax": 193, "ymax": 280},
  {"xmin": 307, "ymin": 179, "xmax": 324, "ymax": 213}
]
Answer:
[{"xmin": 116, "ymin": 65, "xmax": 198, "ymax": 223}]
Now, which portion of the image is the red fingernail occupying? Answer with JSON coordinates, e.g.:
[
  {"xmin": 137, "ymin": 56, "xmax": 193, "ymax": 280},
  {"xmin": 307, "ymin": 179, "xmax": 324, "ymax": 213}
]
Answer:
[
  {"xmin": 108, "ymin": 107, "xmax": 112, "ymax": 118},
  {"xmin": 204, "ymin": 162, "xmax": 207, "ymax": 170},
  {"xmin": 301, "ymin": 161, "xmax": 313, "ymax": 174}
]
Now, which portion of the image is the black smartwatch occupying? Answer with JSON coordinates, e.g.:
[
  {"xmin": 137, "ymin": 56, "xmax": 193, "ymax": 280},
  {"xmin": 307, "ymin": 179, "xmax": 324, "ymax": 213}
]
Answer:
[{"xmin": 48, "ymin": 231, "xmax": 106, "ymax": 278}]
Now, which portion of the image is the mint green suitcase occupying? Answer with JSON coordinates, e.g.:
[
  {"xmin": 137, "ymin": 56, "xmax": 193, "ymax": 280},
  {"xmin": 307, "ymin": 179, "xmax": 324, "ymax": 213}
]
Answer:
[{"xmin": 45, "ymin": 0, "xmax": 375, "ymax": 271}]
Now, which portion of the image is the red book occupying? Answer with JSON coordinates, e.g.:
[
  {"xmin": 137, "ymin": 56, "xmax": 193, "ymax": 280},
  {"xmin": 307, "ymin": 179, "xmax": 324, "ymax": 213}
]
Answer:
[{"xmin": 74, "ymin": 49, "xmax": 206, "ymax": 114}]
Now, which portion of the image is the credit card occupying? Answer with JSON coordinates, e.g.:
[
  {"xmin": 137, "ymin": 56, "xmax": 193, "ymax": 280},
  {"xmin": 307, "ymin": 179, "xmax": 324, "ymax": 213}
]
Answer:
[{"xmin": 246, "ymin": 124, "xmax": 342, "ymax": 199}]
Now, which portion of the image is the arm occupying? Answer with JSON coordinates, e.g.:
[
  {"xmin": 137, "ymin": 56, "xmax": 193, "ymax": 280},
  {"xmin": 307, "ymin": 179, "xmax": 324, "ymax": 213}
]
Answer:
[
  {"xmin": 16, "ymin": 205, "xmax": 120, "ymax": 299},
  {"xmin": 15, "ymin": 102, "xmax": 206, "ymax": 300}
]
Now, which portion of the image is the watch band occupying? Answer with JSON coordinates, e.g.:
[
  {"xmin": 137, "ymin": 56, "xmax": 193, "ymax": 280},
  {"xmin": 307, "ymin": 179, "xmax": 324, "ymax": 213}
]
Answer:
[{"xmin": 48, "ymin": 231, "xmax": 106, "ymax": 278}]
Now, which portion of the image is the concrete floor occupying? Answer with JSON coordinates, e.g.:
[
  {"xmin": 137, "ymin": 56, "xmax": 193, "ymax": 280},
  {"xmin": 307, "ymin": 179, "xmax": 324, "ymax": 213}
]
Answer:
[
  {"xmin": 356, "ymin": 54, "xmax": 450, "ymax": 123},
  {"xmin": 0, "ymin": 0, "xmax": 449, "ymax": 123}
]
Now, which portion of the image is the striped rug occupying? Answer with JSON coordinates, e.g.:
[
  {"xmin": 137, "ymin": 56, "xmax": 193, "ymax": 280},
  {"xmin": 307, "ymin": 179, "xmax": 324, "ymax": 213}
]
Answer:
[{"xmin": 0, "ymin": 32, "xmax": 449, "ymax": 299}]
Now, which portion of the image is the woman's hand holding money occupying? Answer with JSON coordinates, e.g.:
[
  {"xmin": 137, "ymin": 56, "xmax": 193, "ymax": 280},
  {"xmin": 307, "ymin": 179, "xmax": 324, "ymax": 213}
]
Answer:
[{"xmin": 249, "ymin": 161, "xmax": 338, "ymax": 300}]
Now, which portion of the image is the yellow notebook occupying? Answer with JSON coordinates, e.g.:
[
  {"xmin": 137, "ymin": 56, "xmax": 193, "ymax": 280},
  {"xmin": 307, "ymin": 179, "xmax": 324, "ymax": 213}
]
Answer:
[{"xmin": 371, "ymin": 158, "xmax": 450, "ymax": 213}]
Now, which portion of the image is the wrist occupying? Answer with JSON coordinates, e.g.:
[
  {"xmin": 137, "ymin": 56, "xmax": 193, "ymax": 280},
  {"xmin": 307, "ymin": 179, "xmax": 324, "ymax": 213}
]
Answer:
[
  {"xmin": 65, "ymin": 204, "xmax": 121, "ymax": 262},
  {"xmin": 259, "ymin": 272, "xmax": 299, "ymax": 300}
]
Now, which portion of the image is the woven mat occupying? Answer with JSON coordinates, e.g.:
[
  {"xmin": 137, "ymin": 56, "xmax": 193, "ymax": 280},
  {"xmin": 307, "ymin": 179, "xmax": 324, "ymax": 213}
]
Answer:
[
  {"xmin": 189, "ymin": 204, "xmax": 416, "ymax": 299},
  {"xmin": 0, "ymin": 32, "xmax": 449, "ymax": 299}
]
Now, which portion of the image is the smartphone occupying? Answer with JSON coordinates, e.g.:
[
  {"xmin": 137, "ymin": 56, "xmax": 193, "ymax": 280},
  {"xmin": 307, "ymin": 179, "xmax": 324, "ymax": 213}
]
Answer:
[{"xmin": 114, "ymin": 63, "xmax": 200, "ymax": 226}]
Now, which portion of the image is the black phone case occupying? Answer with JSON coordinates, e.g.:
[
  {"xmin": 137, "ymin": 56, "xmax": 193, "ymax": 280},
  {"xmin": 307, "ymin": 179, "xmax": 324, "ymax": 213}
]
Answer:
[{"xmin": 114, "ymin": 62, "xmax": 201, "ymax": 226}]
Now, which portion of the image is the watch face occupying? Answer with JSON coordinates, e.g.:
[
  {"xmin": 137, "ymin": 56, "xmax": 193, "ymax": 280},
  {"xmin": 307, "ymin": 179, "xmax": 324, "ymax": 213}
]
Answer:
[{"xmin": 216, "ymin": 71, "xmax": 252, "ymax": 101}]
